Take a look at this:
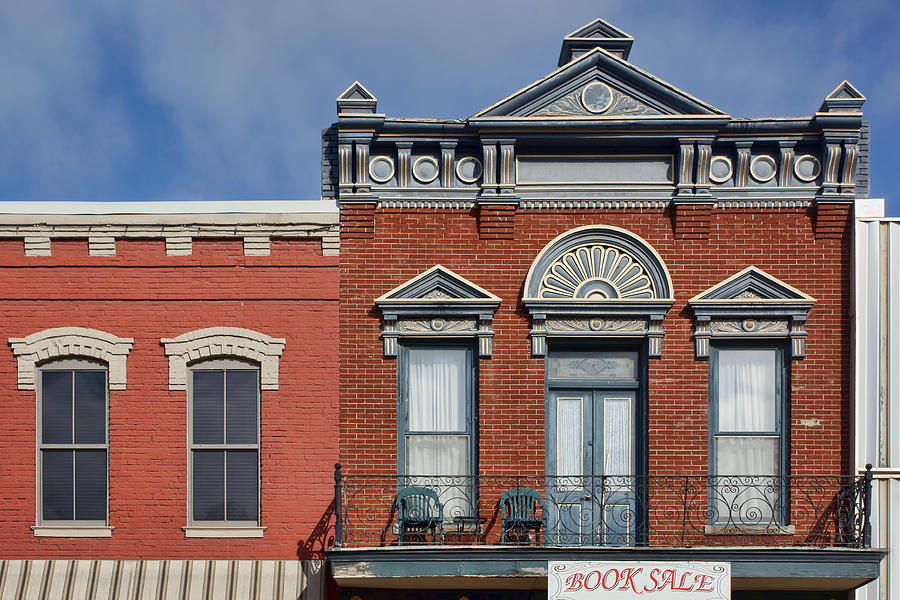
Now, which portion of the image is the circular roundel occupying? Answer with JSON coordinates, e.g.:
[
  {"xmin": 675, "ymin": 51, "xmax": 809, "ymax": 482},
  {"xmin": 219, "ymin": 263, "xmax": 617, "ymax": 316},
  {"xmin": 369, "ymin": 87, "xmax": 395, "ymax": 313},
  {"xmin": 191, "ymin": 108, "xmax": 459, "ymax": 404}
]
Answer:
[
  {"xmin": 368, "ymin": 155, "xmax": 395, "ymax": 183},
  {"xmin": 749, "ymin": 155, "xmax": 777, "ymax": 183},
  {"xmin": 412, "ymin": 156, "xmax": 440, "ymax": 183},
  {"xmin": 793, "ymin": 154, "xmax": 822, "ymax": 182},
  {"xmin": 455, "ymin": 156, "xmax": 483, "ymax": 183},
  {"xmin": 580, "ymin": 82, "xmax": 614, "ymax": 114},
  {"xmin": 709, "ymin": 155, "xmax": 733, "ymax": 183}
]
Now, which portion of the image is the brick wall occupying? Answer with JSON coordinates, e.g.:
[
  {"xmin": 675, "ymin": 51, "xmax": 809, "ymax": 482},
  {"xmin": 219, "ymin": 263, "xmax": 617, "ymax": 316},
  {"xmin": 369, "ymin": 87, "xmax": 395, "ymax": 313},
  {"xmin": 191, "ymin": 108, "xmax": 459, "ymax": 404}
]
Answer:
[
  {"xmin": 339, "ymin": 206, "xmax": 850, "ymax": 478},
  {"xmin": 0, "ymin": 236, "xmax": 339, "ymax": 559}
]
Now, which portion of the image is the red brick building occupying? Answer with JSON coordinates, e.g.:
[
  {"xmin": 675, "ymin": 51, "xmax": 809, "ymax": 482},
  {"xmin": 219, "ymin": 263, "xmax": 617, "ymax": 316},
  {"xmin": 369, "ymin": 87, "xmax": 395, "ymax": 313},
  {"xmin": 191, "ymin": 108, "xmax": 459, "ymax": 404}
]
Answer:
[
  {"xmin": 0, "ymin": 202, "xmax": 339, "ymax": 598},
  {"xmin": 330, "ymin": 19, "xmax": 881, "ymax": 600}
]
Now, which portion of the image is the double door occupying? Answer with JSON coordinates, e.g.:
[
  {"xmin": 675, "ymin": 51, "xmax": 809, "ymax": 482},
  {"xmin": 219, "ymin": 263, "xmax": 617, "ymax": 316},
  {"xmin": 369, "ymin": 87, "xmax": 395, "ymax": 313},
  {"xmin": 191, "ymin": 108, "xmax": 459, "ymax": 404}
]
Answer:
[{"xmin": 547, "ymin": 350, "xmax": 641, "ymax": 545}]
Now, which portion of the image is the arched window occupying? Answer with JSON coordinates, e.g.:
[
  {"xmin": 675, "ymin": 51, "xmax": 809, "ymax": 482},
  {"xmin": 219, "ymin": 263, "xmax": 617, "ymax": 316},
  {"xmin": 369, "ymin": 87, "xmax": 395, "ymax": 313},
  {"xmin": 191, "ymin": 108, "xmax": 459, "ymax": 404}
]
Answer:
[
  {"xmin": 9, "ymin": 327, "xmax": 132, "ymax": 537},
  {"xmin": 161, "ymin": 328, "xmax": 283, "ymax": 537}
]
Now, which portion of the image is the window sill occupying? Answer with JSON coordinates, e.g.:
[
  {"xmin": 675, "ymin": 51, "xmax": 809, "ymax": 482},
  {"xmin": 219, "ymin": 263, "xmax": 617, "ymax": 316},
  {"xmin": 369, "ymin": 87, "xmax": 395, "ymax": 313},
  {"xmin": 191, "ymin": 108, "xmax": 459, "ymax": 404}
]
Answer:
[
  {"xmin": 32, "ymin": 525, "xmax": 113, "ymax": 538},
  {"xmin": 182, "ymin": 526, "xmax": 266, "ymax": 538},
  {"xmin": 704, "ymin": 524, "xmax": 796, "ymax": 536}
]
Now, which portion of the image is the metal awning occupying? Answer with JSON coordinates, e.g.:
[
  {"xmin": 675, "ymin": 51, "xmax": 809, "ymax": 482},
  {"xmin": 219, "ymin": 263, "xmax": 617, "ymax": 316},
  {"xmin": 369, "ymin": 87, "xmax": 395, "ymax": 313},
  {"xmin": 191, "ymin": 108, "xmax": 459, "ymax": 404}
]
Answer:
[{"xmin": 0, "ymin": 559, "xmax": 324, "ymax": 600}]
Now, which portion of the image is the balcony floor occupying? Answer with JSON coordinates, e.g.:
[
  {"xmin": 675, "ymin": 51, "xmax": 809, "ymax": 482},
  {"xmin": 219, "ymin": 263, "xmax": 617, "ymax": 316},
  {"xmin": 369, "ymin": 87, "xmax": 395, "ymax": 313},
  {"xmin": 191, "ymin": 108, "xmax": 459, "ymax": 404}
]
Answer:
[{"xmin": 327, "ymin": 545, "xmax": 885, "ymax": 592}]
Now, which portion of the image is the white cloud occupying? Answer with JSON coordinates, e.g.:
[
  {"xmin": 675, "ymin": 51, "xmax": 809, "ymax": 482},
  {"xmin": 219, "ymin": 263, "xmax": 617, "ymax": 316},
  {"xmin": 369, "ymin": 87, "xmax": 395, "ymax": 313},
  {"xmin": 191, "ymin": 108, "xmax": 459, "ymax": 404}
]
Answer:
[{"xmin": 0, "ymin": 0, "xmax": 896, "ymax": 210}]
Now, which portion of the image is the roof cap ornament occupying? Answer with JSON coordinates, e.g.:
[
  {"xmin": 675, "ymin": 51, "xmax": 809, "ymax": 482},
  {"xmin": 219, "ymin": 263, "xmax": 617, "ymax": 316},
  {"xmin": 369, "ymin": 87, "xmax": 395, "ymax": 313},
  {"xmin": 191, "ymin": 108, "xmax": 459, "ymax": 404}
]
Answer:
[
  {"xmin": 558, "ymin": 18, "xmax": 635, "ymax": 66},
  {"xmin": 817, "ymin": 80, "xmax": 865, "ymax": 114}
]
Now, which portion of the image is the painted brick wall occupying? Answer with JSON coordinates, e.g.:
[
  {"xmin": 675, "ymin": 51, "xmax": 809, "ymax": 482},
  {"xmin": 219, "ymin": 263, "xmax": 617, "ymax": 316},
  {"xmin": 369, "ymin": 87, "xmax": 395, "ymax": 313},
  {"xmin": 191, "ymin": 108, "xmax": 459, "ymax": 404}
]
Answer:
[
  {"xmin": 339, "ymin": 207, "xmax": 850, "ymax": 479},
  {"xmin": 0, "ymin": 237, "xmax": 339, "ymax": 560}
]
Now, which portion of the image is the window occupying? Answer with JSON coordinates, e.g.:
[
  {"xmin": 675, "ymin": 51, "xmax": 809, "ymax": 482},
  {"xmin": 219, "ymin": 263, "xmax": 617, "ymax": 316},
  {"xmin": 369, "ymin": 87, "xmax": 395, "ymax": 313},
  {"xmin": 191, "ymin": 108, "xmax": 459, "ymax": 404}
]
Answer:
[
  {"xmin": 38, "ymin": 360, "xmax": 108, "ymax": 525},
  {"xmin": 709, "ymin": 345, "xmax": 787, "ymax": 525},
  {"xmin": 398, "ymin": 343, "xmax": 475, "ymax": 517},
  {"xmin": 188, "ymin": 360, "xmax": 259, "ymax": 526}
]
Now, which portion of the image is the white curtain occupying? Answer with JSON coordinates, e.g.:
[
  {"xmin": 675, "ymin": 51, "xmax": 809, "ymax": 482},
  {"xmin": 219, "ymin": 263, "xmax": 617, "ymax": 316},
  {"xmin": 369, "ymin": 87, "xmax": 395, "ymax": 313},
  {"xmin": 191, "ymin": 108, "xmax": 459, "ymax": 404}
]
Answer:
[
  {"xmin": 715, "ymin": 349, "xmax": 779, "ymax": 523},
  {"xmin": 406, "ymin": 348, "xmax": 470, "ymax": 517},
  {"xmin": 603, "ymin": 397, "xmax": 631, "ymax": 477},
  {"xmin": 408, "ymin": 348, "xmax": 466, "ymax": 433},
  {"xmin": 556, "ymin": 397, "xmax": 583, "ymax": 492}
]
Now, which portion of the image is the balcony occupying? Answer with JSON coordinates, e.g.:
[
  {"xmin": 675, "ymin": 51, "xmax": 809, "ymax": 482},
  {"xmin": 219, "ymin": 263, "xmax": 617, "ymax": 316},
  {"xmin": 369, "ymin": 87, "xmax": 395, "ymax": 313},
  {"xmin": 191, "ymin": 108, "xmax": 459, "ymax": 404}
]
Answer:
[{"xmin": 332, "ymin": 466, "xmax": 873, "ymax": 549}]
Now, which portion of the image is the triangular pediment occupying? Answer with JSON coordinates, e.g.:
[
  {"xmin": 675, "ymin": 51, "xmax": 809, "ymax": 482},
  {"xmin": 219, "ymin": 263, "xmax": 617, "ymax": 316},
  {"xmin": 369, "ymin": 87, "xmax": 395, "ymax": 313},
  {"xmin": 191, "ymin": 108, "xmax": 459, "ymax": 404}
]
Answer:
[
  {"xmin": 689, "ymin": 267, "xmax": 816, "ymax": 304},
  {"xmin": 559, "ymin": 18, "xmax": 634, "ymax": 63},
  {"xmin": 826, "ymin": 80, "xmax": 864, "ymax": 100},
  {"xmin": 818, "ymin": 80, "xmax": 865, "ymax": 113},
  {"xmin": 375, "ymin": 265, "xmax": 501, "ymax": 304},
  {"xmin": 337, "ymin": 81, "xmax": 378, "ymax": 115},
  {"xmin": 337, "ymin": 81, "xmax": 376, "ymax": 101},
  {"xmin": 471, "ymin": 47, "xmax": 724, "ymax": 119}
]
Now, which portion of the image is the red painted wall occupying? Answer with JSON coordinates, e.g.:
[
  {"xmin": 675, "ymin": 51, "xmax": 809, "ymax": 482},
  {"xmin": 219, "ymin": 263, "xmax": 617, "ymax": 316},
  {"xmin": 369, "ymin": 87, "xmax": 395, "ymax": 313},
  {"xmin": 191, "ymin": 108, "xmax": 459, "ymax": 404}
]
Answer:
[
  {"xmin": 0, "ymin": 237, "xmax": 339, "ymax": 559},
  {"xmin": 338, "ymin": 206, "xmax": 850, "ymax": 479}
]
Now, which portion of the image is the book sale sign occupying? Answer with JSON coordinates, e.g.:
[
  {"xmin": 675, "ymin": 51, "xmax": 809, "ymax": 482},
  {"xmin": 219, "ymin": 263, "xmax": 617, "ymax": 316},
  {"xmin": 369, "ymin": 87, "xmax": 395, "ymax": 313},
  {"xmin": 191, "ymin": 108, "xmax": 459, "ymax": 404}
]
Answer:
[{"xmin": 549, "ymin": 562, "xmax": 730, "ymax": 600}]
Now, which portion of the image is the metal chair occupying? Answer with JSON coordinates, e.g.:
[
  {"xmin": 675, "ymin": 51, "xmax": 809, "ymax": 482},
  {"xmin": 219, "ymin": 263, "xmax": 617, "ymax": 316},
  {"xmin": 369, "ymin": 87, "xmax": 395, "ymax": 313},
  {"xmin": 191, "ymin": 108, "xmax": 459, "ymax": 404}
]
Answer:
[
  {"xmin": 500, "ymin": 487, "xmax": 546, "ymax": 544},
  {"xmin": 396, "ymin": 486, "xmax": 444, "ymax": 545}
]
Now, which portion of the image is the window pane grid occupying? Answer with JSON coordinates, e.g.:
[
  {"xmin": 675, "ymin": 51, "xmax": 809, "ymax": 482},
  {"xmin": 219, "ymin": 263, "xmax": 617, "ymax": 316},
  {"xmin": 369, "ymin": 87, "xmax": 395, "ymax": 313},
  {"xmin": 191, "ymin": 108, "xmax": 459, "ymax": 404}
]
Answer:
[
  {"xmin": 39, "ymin": 368, "xmax": 107, "ymax": 524},
  {"xmin": 190, "ymin": 368, "xmax": 259, "ymax": 524}
]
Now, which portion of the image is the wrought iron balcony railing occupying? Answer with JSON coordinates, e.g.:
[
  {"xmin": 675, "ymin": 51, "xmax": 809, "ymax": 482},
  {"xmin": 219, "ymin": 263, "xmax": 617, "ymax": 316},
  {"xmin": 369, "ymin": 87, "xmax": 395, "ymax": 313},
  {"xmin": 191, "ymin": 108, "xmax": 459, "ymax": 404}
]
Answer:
[{"xmin": 332, "ymin": 465, "xmax": 873, "ymax": 549}]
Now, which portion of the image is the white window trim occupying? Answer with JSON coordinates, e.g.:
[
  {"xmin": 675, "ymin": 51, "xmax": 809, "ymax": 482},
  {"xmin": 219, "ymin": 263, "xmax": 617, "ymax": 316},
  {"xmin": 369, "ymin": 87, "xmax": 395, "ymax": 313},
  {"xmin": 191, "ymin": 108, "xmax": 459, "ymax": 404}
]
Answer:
[
  {"xmin": 182, "ymin": 526, "xmax": 266, "ymax": 538},
  {"xmin": 35, "ymin": 358, "xmax": 110, "ymax": 533},
  {"xmin": 186, "ymin": 358, "xmax": 262, "ymax": 535},
  {"xmin": 160, "ymin": 327, "xmax": 285, "ymax": 390},
  {"xmin": 9, "ymin": 327, "xmax": 133, "ymax": 390},
  {"xmin": 32, "ymin": 525, "xmax": 113, "ymax": 538}
]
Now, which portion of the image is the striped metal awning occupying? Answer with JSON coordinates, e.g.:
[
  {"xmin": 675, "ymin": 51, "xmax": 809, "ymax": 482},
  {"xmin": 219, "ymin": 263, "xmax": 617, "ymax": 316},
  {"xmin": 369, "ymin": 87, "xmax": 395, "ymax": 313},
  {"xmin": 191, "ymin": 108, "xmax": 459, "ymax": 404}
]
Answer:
[{"xmin": 0, "ymin": 559, "xmax": 324, "ymax": 600}]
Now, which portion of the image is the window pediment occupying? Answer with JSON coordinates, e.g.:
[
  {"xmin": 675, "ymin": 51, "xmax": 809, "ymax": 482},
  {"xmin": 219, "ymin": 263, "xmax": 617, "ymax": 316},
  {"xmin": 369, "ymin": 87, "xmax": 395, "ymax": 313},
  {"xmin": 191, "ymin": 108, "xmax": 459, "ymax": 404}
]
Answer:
[
  {"xmin": 375, "ymin": 265, "xmax": 501, "ymax": 358},
  {"xmin": 689, "ymin": 267, "xmax": 816, "ymax": 359},
  {"xmin": 8, "ymin": 327, "xmax": 133, "ymax": 390},
  {"xmin": 160, "ymin": 327, "xmax": 285, "ymax": 390}
]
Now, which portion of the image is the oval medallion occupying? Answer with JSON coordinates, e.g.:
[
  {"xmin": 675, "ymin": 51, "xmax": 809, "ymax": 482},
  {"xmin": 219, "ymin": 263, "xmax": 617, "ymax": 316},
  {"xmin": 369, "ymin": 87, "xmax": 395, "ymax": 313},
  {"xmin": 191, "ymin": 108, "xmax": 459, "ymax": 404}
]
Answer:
[
  {"xmin": 455, "ymin": 156, "xmax": 483, "ymax": 183},
  {"xmin": 368, "ymin": 155, "xmax": 395, "ymax": 183},
  {"xmin": 793, "ymin": 154, "xmax": 821, "ymax": 182},
  {"xmin": 749, "ymin": 155, "xmax": 777, "ymax": 183},
  {"xmin": 709, "ymin": 156, "xmax": 733, "ymax": 183},
  {"xmin": 580, "ymin": 82, "xmax": 614, "ymax": 114},
  {"xmin": 413, "ymin": 156, "xmax": 440, "ymax": 183}
]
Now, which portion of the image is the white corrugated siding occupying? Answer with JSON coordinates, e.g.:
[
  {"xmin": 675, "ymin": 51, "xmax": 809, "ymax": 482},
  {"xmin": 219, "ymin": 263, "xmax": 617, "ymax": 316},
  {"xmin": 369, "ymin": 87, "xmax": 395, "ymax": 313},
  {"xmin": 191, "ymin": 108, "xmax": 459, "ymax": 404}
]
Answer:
[
  {"xmin": 0, "ymin": 560, "xmax": 325, "ymax": 600},
  {"xmin": 854, "ymin": 218, "xmax": 900, "ymax": 600}
]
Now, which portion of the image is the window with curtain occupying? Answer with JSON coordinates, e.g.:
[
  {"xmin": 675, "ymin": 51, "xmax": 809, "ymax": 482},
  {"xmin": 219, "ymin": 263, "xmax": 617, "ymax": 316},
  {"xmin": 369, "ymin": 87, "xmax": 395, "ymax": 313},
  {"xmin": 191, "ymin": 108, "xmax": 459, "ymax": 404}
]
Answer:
[
  {"xmin": 400, "ymin": 344, "xmax": 474, "ymax": 519},
  {"xmin": 39, "ymin": 361, "xmax": 108, "ymax": 524},
  {"xmin": 189, "ymin": 361, "xmax": 259, "ymax": 524},
  {"xmin": 710, "ymin": 345, "xmax": 786, "ymax": 525}
]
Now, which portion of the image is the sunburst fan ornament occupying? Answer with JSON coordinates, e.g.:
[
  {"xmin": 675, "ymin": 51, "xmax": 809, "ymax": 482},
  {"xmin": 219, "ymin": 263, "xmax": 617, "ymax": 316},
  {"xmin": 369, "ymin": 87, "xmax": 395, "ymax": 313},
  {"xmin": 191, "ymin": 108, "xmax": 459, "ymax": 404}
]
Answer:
[{"xmin": 538, "ymin": 244, "xmax": 655, "ymax": 299}]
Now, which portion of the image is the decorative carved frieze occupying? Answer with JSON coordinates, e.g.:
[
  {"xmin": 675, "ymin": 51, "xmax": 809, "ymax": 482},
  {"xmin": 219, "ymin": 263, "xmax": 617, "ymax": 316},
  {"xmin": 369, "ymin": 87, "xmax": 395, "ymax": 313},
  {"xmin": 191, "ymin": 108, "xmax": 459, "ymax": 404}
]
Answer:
[
  {"xmin": 538, "ymin": 243, "xmax": 656, "ymax": 300},
  {"xmin": 709, "ymin": 319, "xmax": 789, "ymax": 334},
  {"xmin": 396, "ymin": 318, "xmax": 478, "ymax": 334},
  {"xmin": 545, "ymin": 317, "xmax": 647, "ymax": 334},
  {"xmin": 533, "ymin": 85, "xmax": 661, "ymax": 117}
]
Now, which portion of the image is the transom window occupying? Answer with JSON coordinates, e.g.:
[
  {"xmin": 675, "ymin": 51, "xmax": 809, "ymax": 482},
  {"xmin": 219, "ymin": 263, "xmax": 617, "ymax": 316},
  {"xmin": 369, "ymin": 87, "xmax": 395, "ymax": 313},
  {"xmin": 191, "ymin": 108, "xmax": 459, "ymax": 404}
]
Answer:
[
  {"xmin": 188, "ymin": 359, "xmax": 260, "ymax": 525},
  {"xmin": 38, "ymin": 359, "xmax": 108, "ymax": 525}
]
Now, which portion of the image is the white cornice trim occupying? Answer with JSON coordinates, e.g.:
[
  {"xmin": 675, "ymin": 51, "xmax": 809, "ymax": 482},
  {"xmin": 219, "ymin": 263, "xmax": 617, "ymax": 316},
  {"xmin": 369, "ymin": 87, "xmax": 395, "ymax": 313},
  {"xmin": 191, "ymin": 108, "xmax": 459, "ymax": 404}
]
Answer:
[{"xmin": 0, "ymin": 200, "xmax": 336, "ymax": 215}]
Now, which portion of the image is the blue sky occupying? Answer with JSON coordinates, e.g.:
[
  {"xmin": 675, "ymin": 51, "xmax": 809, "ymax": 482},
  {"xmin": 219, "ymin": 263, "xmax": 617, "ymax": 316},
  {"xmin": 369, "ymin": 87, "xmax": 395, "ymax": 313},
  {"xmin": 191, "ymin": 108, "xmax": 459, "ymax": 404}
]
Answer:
[{"xmin": 1, "ymin": 0, "xmax": 898, "ymax": 214}]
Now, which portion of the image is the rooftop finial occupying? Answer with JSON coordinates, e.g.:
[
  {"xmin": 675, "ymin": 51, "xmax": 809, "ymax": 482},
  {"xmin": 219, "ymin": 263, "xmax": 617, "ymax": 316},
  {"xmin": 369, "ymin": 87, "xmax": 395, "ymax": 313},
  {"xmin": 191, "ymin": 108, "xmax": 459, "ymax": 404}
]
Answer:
[{"xmin": 558, "ymin": 18, "xmax": 634, "ymax": 66}]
